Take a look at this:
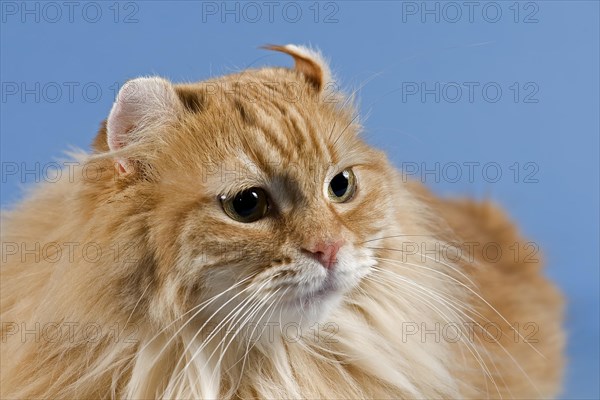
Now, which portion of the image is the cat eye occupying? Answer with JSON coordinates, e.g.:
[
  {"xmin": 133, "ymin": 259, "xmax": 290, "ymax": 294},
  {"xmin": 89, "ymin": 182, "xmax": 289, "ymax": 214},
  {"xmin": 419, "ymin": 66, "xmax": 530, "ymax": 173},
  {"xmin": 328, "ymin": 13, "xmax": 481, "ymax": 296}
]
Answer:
[
  {"xmin": 220, "ymin": 187, "xmax": 270, "ymax": 223},
  {"xmin": 328, "ymin": 169, "xmax": 356, "ymax": 203}
]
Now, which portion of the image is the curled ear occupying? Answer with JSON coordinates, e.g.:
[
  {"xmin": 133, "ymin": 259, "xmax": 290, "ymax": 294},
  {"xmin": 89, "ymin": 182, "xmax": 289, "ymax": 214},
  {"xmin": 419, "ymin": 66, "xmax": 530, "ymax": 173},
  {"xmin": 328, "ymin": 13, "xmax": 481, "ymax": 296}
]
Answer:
[
  {"xmin": 107, "ymin": 77, "xmax": 182, "ymax": 174},
  {"xmin": 263, "ymin": 44, "xmax": 333, "ymax": 92}
]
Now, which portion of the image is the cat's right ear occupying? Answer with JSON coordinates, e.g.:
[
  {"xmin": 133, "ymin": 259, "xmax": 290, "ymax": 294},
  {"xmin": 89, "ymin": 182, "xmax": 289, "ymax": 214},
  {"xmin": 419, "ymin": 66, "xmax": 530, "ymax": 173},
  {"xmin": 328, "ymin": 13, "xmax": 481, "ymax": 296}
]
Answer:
[{"xmin": 106, "ymin": 77, "xmax": 183, "ymax": 175}]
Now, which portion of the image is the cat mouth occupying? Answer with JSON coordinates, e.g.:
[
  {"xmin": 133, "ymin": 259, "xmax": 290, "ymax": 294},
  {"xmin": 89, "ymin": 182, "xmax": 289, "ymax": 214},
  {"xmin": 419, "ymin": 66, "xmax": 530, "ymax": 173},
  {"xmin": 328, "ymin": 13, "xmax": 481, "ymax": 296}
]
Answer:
[
  {"xmin": 299, "ymin": 276, "xmax": 343, "ymax": 305},
  {"xmin": 307, "ymin": 282, "xmax": 335, "ymax": 300}
]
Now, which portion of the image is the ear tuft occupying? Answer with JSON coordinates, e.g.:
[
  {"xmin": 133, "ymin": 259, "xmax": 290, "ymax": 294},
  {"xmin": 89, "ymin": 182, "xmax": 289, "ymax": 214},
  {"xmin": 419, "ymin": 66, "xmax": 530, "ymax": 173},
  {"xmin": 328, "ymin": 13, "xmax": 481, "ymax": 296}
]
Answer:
[
  {"xmin": 263, "ymin": 44, "xmax": 332, "ymax": 92},
  {"xmin": 107, "ymin": 77, "xmax": 181, "ymax": 174}
]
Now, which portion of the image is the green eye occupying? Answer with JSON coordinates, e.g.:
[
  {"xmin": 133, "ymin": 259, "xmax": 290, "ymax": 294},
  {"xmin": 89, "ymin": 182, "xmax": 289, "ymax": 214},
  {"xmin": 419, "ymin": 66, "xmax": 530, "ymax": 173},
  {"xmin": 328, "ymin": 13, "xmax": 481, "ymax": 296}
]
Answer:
[
  {"xmin": 221, "ymin": 187, "xmax": 269, "ymax": 223},
  {"xmin": 328, "ymin": 169, "xmax": 356, "ymax": 203}
]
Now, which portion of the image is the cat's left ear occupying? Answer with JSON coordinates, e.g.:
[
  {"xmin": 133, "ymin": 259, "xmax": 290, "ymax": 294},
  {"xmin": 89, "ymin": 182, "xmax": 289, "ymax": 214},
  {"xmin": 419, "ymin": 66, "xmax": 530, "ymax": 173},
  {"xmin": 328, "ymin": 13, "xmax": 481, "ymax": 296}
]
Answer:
[
  {"xmin": 106, "ymin": 77, "xmax": 183, "ymax": 174},
  {"xmin": 263, "ymin": 44, "xmax": 333, "ymax": 92}
]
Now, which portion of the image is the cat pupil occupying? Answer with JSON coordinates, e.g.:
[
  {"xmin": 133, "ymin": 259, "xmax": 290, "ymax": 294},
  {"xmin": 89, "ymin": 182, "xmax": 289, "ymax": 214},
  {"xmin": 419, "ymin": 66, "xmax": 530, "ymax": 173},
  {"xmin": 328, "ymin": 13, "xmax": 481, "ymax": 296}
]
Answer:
[
  {"xmin": 330, "ymin": 171, "xmax": 349, "ymax": 197},
  {"xmin": 233, "ymin": 190, "xmax": 259, "ymax": 217}
]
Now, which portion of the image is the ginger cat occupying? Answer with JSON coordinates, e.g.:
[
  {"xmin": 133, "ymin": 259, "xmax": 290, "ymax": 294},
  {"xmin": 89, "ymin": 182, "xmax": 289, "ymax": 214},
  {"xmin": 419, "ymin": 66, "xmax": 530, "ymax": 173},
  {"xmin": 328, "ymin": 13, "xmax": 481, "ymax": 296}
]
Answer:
[{"xmin": 0, "ymin": 45, "xmax": 564, "ymax": 399}]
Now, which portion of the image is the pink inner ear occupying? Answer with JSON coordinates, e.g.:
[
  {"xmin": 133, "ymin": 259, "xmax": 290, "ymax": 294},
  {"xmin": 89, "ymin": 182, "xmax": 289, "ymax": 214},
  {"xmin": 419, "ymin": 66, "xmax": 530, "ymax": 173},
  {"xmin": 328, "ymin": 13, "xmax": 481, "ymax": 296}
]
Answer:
[
  {"xmin": 110, "ymin": 156, "xmax": 131, "ymax": 175},
  {"xmin": 107, "ymin": 94, "xmax": 138, "ymax": 174},
  {"xmin": 116, "ymin": 161, "xmax": 127, "ymax": 174},
  {"xmin": 106, "ymin": 77, "xmax": 181, "ymax": 175},
  {"xmin": 107, "ymin": 102, "xmax": 133, "ymax": 152}
]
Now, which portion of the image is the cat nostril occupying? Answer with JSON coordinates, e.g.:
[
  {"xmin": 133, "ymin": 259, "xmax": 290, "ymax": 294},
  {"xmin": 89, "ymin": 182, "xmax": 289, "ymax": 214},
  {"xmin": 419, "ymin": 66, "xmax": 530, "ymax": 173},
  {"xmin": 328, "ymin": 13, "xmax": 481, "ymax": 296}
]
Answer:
[
  {"xmin": 302, "ymin": 240, "xmax": 344, "ymax": 270},
  {"xmin": 312, "ymin": 250, "xmax": 327, "ymax": 265}
]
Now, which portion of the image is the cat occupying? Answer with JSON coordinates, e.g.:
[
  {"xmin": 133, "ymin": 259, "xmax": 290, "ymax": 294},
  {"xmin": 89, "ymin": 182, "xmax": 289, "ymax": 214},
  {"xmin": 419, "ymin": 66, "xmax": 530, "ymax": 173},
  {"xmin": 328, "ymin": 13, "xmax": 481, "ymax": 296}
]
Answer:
[{"xmin": 0, "ymin": 44, "xmax": 564, "ymax": 399}]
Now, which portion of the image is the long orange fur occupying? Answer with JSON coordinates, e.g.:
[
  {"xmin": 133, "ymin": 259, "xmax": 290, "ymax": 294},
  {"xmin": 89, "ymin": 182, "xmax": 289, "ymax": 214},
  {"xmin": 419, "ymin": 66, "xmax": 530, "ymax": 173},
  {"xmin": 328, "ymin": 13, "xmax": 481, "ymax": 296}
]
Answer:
[{"xmin": 0, "ymin": 44, "xmax": 564, "ymax": 399}]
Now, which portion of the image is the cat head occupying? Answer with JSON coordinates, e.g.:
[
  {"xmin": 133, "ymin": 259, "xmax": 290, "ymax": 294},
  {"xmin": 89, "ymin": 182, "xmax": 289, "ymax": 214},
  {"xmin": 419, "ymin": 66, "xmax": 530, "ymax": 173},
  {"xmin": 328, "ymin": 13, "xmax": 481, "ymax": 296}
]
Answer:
[{"xmin": 96, "ymin": 45, "xmax": 399, "ymax": 341}]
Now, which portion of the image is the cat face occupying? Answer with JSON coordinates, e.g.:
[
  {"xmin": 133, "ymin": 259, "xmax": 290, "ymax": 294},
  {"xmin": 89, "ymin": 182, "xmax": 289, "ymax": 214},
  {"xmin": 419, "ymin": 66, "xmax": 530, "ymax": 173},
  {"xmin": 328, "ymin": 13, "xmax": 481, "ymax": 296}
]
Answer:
[{"xmin": 103, "ymin": 46, "xmax": 396, "ymax": 341}]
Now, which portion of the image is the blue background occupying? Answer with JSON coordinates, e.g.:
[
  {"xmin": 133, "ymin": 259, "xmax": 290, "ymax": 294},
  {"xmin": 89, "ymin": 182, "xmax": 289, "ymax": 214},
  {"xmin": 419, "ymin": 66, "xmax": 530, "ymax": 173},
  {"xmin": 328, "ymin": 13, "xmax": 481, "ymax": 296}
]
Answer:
[{"xmin": 1, "ymin": 1, "xmax": 598, "ymax": 398}]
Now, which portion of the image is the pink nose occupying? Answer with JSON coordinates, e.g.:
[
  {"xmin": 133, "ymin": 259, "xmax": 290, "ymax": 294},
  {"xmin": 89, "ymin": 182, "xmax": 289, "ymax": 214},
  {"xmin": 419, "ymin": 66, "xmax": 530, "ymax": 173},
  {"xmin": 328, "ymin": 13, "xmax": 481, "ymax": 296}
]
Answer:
[{"xmin": 303, "ymin": 240, "xmax": 344, "ymax": 269}]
